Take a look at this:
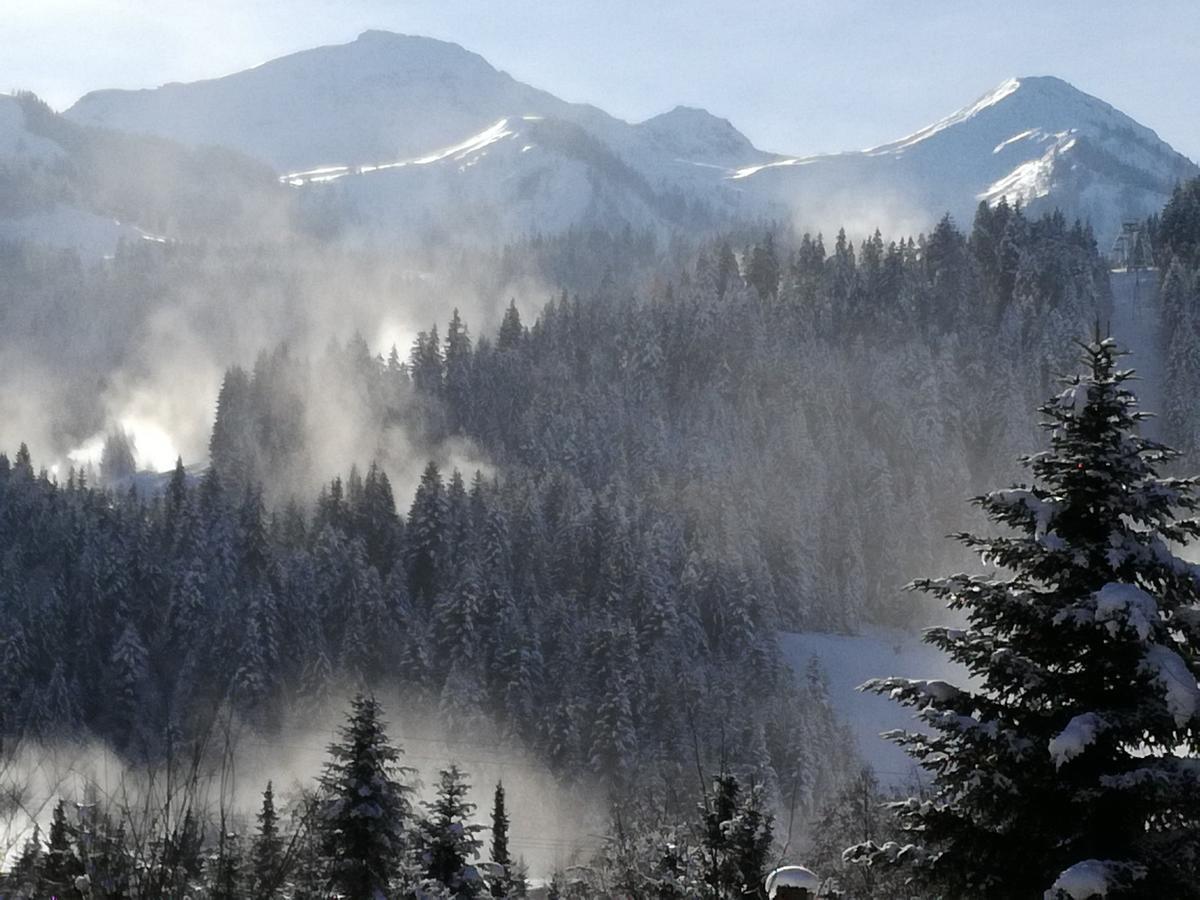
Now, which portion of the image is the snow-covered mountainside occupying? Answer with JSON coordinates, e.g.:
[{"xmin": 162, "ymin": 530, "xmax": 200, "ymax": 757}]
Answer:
[
  {"xmin": 68, "ymin": 31, "xmax": 580, "ymax": 172},
  {"xmin": 0, "ymin": 94, "xmax": 133, "ymax": 257},
  {"xmin": 61, "ymin": 37, "xmax": 1200, "ymax": 245},
  {"xmin": 0, "ymin": 92, "xmax": 294, "ymax": 255},
  {"xmin": 736, "ymin": 76, "xmax": 1198, "ymax": 244},
  {"xmin": 66, "ymin": 31, "xmax": 773, "ymax": 200}
]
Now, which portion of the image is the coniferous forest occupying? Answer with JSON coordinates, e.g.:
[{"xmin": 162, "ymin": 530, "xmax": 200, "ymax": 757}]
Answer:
[
  {"xmin": 10, "ymin": 191, "xmax": 1192, "ymax": 897},
  {"xmin": 4, "ymin": 26, "xmax": 1200, "ymax": 890}
]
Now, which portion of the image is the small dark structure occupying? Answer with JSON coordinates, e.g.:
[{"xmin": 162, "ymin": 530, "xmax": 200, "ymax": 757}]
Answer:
[{"xmin": 765, "ymin": 865, "xmax": 822, "ymax": 898}]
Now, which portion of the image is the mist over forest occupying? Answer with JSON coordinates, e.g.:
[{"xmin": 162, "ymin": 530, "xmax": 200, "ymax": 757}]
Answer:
[{"xmin": 4, "ymin": 17, "xmax": 1200, "ymax": 900}]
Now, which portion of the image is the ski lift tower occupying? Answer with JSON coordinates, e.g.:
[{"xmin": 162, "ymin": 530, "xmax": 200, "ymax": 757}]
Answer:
[{"xmin": 1111, "ymin": 220, "xmax": 1152, "ymax": 271}]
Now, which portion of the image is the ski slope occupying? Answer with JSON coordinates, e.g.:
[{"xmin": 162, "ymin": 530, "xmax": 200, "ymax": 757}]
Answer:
[{"xmin": 779, "ymin": 628, "xmax": 970, "ymax": 785}]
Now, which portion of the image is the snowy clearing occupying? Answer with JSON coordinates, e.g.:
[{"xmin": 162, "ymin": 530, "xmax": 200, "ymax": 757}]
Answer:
[{"xmin": 779, "ymin": 628, "xmax": 970, "ymax": 783}]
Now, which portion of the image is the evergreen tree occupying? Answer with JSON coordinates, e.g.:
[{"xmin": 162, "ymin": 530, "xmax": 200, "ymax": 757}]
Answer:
[
  {"xmin": 210, "ymin": 831, "xmax": 245, "ymax": 900},
  {"xmin": 497, "ymin": 300, "xmax": 524, "ymax": 352},
  {"xmin": 489, "ymin": 780, "xmax": 513, "ymax": 897},
  {"xmin": 317, "ymin": 694, "xmax": 414, "ymax": 899},
  {"xmin": 9, "ymin": 825, "xmax": 43, "ymax": 893},
  {"xmin": 1157, "ymin": 177, "xmax": 1200, "ymax": 268},
  {"xmin": 407, "ymin": 461, "xmax": 448, "ymax": 604},
  {"xmin": 418, "ymin": 764, "xmax": 485, "ymax": 897},
  {"xmin": 699, "ymin": 771, "xmax": 774, "ymax": 899},
  {"xmin": 746, "ymin": 233, "xmax": 780, "ymax": 300},
  {"xmin": 167, "ymin": 456, "xmax": 188, "ymax": 523},
  {"xmin": 490, "ymin": 780, "xmax": 510, "ymax": 870},
  {"xmin": 43, "ymin": 799, "xmax": 81, "ymax": 889},
  {"xmin": 714, "ymin": 242, "xmax": 740, "ymax": 299},
  {"xmin": 849, "ymin": 338, "xmax": 1200, "ymax": 898},
  {"xmin": 446, "ymin": 309, "xmax": 474, "ymax": 432},
  {"xmin": 100, "ymin": 428, "xmax": 137, "ymax": 485},
  {"xmin": 251, "ymin": 781, "xmax": 285, "ymax": 898}
]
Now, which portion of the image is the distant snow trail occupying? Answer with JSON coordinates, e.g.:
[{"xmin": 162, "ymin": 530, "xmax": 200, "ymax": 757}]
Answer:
[{"xmin": 1109, "ymin": 269, "xmax": 1163, "ymax": 438}]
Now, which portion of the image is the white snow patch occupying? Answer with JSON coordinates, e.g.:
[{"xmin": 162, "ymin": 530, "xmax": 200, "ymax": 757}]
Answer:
[
  {"xmin": 901, "ymin": 679, "xmax": 962, "ymax": 704},
  {"xmin": 731, "ymin": 156, "xmax": 818, "ymax": 180},
  {"xmin": 412, "ymin": 117, "xmax": 514, "ymax": 164},
  {"xmin": 1046, "ymin": 859, "xmax": 1116, "ymax": 898},
  {"xmin": 280, "ymin": 119, "xmax": 517, "ymax": 186},
  {"xmin": 779, "ymin": 628, "xmax": 971, "ymax": 783},
  {"xmin": 869, "ymin": 77, "xmax": 1022, "ymax": 154},
  {"xmin": 994, "ymin": 129, "xmax": 1040, "ymax": 153},
  {"xmin": 980, "ymin": 131, "xmax": 1077, "ymax": 207},
  {"xmin": 1093, "ymin": 583, "xmax": 1157, "ymax": 640},
  {"xmin": 1048, "ymin": 713, "xmax": 1105, "ymax": 768},
  {"xmin": 1141, "ymin": 644, "xmax": 1200, "ymax": 727},
  {"xmin": 991, "ymin": 489, "xmax": 1061, "ymax": 542},
  {"xmin": 1060, "ymin": 382, "xmax": 1092, "ymax": 414}
]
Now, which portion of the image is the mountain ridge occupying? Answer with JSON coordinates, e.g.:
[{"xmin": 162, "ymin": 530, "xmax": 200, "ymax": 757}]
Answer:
[{"xmin": 48, "ymin": 35, "xmax": 1200, "ymax": 245}]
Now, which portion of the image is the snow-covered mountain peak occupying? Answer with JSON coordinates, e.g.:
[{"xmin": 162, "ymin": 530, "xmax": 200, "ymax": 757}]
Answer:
[
  {"xmin": 872, "ymin": 75, "xmax": 1168, "ymax": 160},
  {"xmin": 870, "ymin": 76, "xmax": 1023, "ymax": 152},
  {"xmin": 733, "ymin": 74, "xmax": 1196, "ymax": 244},
  {"xmin": 635, "ymin": 105, "xmax": 764, "ymax": 166},
  {"xmin": 66, "ymin": 32, "xmax": 564, "ymax": 172},
  {"xmin": 335, "ymin": 29, "xmax": 499, "ymax": 78}
]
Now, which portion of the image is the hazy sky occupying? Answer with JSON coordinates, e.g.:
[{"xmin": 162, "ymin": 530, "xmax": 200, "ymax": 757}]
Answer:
[{"xmin": 6, "ymin": 0, "xmax": 1199, "ymax": 159}]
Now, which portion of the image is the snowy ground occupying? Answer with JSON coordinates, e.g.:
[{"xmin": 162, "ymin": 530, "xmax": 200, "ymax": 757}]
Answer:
[
  {"xmin": 1109, "ymin": 268, "xmax": 1162, "ymax": 437},
  {"xmin": 779, "ymin": 628, "xmax": 970, "ymax": 784}
]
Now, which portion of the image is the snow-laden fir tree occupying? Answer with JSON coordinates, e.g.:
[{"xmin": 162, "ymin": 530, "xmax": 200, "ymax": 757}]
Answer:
[
  {"xmin": 318, "ymin": 693, "xmax": 415, "ymax": 900},
  {"xmin": 43, "ymin": 799, "xmax": 82, "ymax": 889},
  {"xmin": 700, "ymin": 771, "xmax": 774, "ymax": 899},
  {"xmin": 417, "ymin": 764, "xmax": 486, "ymax": 897},
  {"xmin": 848, "ymin": 337, "xmax": 1200, "ymax": 898}
]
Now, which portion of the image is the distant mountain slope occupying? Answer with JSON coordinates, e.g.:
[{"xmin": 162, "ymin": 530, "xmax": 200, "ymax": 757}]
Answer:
[
  {"xmin": 67, "ymin": 31, "xmax": 775, "ymax": 183},
  {"xmin": 64, "ymin": 31, "xmax": 777, "ymax": 239},
  {"xmin": 735, "ymin": 76, "xmax": 1199, "ymax": 244},
  {"xmin": 69, "ymin": 31, "xmax": 579, "ymax": 172},
  {"xmin": 63, "ymin": 37, "xmax": 1198, "ymax": 245},
  {"xmin": 0, "ymin": 93, "xmax": 131, "ymax": 256},
  {"xmin": 0, "ymin": 92, "xmax": 292, "ymax": 255}
]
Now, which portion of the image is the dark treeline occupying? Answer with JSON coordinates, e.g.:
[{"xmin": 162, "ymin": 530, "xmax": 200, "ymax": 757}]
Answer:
[
  {"xmin": 0, "ymin": 438, "xmax": 851, "ymax": 810},
  {"xmin": 0, "ymin": 695, "xmax": 526, "ymax": 898},
  {"xmin": 1154, "ymin": 178, "xmax": 1200, "ymax": 463},
  {"xmin": 0, "ymin": 692, "xmax": 799, "ymax": 898}
]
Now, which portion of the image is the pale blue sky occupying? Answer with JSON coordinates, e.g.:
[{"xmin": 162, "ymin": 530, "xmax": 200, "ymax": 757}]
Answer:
[{"xmin": 5, "ymin": 0, "xmax": 1199, "ymax": 159}]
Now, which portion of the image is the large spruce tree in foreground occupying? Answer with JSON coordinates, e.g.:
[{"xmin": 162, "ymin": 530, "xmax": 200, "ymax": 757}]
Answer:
[
  {"xmin": 849, "ymin": 338, "xmax": 1200, "ymax": 898},
  {"xmin": 318, "ymin": 693, "xmax": 414, "ymax": 899}
]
